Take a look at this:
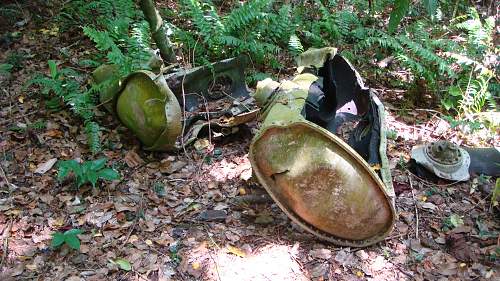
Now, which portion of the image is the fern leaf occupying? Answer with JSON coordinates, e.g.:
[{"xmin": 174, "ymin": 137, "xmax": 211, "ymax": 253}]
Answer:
[
  {"xmin": 83, "ymin": 27, "xmax": 115, "ymax": 51},
  {"xmin": 85, "ymin": 121, "xmax": 101, "ymax": 154},
  {"xmin": 388, "ymin": 0, "xmax": 409, "ymax": 34},
  {"xmin": 288, "ymin": 34, "xmax": 303, "ymax": 56},
  {"xmin": 224, "ymin": 0, "xmax": 271, "ymax": 33}
]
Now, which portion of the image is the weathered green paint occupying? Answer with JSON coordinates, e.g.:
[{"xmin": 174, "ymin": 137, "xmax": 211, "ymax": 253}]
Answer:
[
  {"xmin": 92, "ymin": 64, "xmax": 122, "ymax": 115},
  {"xmin": 250, "ymin": 123, "xmax": 395, "ymax": 245},
  {"xmin": 92, "ymin": 56, "xmax": 252, "ymax": 151},
  {"xmin": 296, "ymin": 47, "xmax": 337, "ymax": 72},
  {"xmin": 164, "ymin": 56, "xmax": 249, "ymax": 110},
  {"xmin": 372, "ymin": 94, "xmax": 395, "ymax": 198},
  {"xmin": 92, "ymin": 66, "xmax": 182, "ymax": 151}
]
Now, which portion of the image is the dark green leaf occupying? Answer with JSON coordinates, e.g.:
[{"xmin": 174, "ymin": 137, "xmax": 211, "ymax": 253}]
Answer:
[
  {"xmin": 97, "ymin": 168, "xmax": 120, "ymax": 181},
  {"xmin": 57, "ymin": 160, "xmax": 81, "ymax": 181},
  {"xmin": 449, "ymin": 86, "xmax": 462, "ymax": 97},
  {"xmin": 422, "ymin": 0, "xmax": 438, "ymax": 18},
  {"xmin": 448, "ymin": 214, "xmax": 464, "ymax": 228},
  {"xmin": 87, "ymin": 170, "xmax": 98, "ymax": 187},
  {"xmin": 76, "ymin": 175, "xmax": 87, "ymax": 187},
  {"xmin": 64, "ymin": 228, "xmax": 83, "ymax": 236},
  {"xmin": 64, "ymin": 234, "xmax": 81, "ymax": 250},
  {"xmin": 51, "ymin": 232, "xmax": 65, "ymax": 248},
  {"xmin": 0, "ymin": 63, "xmax": 13, "ymax": 74},
  {"xmin": 48, "ymin": 60, "xmax": 58, "ymax": 79},
  {"xmin": 113, "ymin": 258, "xmax": 132, "ymax": 271},
  {"xmin": 441, "ymin": 99, "xmax": 454, "ymax": 111},
  {"xmin": 388, "ymin": 0, "xmax": 410, "ymax": 34},
  {"xmin": 90, "ymin": 158, "xmax": 107, "ymax": 170}
]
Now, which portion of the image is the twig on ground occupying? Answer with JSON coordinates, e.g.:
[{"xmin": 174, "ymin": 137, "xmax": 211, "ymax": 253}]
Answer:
[
  {"xmin": 0, "ymin": 164, "xmax": 16, "ymax": 192},
  {"xmin": 199, "ymin": 93, "xmax": 212, "ymax": 146},
  {"xmin": 384, "ymin": 232, "xmax": 409, "ymax": 241},
  {"xmin": 395, "ymin": 264, "xmax": 415, "ymax": 279},
  {"xmin": 134, "ymin": 271, "xmax": 150, "ymax": 281},
  {"xmin": 121, "ymin": 194, "xmax": 144, "ymax": 249},
  {"xmin": 407, "ymin": 171, "xmax": 461, "ymax": 188},
  {"xmin": 466, "ymin": 194, "xmax": 491, "ymax": 212},
  {"xmin": 180, "ymin": 70, "xmax": 191, "ymax": 160},
  {"xmin": 408, "ymin": 174, "xmax": 419, "ymax": 240},
  {"xmin": 0, "ymin": 111, "xmax": 39, "ymax": 126},
  {"xmin": 0, "ymin": 219, "xmax": 13, "ymax": 270},
  {"xmin": 414, "ymin": 108, "xmax": 444, "ymax": 116},
  {"xmin": 231, "ymin": 194, "xmax": 273, "ymax": 205},
  {"xmin": 204, "ymin": 227, "xmax": 222, "ymax": 281}
]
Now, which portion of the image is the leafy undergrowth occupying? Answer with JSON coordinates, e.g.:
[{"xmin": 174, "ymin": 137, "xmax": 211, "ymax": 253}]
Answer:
[{"xmin": 0, "ymin": 2, "xmax": 499, "ymax": 281}]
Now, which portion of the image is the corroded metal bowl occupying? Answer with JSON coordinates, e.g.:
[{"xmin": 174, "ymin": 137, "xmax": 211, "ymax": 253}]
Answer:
[{"xmin": 250, "ymin": 121, "xmax": 395, "ymax": 246}]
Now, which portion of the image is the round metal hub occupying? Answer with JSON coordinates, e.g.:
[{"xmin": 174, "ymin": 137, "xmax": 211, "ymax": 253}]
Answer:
[{"xmin": 425, "ymin": 141, "xmax": 462, "ymax": 165}]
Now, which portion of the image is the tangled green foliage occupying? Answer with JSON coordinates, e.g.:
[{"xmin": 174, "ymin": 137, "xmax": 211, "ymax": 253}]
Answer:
[
  {"xmin": 30, "ymin": 0, "xmax": 156, "ymax": 154},
  {"xmin": 446, "ymin": 8, "xmax": 497, "ymax": 117},
  {"xmin": 172, "ymin": 0, "xmax": 297, "ymax": 67},
  {"xmin": 81, "ymin": 1, "xmax": 153, "ymax": 77},
  {"xmin": 27, "ymin": 61, "xmax": 102, "ymax": 154},
  {"xmin": 169, "ymin": 0, "xmax": 496, "ymax": 120}
]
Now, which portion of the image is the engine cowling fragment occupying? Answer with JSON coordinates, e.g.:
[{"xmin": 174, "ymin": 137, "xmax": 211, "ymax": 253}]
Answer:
[{"xmin": 249, "ymin": 48, "xmax": 396, "ymax": 246}]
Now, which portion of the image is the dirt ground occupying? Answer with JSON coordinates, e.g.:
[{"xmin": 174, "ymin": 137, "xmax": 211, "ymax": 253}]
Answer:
[{"xmin": 0, "ymin": 2, "xmax": 499, "ymax": 281}]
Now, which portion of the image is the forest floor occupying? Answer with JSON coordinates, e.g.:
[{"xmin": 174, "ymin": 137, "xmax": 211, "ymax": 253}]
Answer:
[{"xmin": 0, "ymin": 2, "xmax": 499, "ymax": 281}]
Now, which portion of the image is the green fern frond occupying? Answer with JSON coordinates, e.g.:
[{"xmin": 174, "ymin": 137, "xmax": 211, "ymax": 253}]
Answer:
[
  {"xmin": 454, "ymin": 8, "xmax": 494, "ymax": 57},
  {"xmin": 288, "ymin": 34, "xmax": 304, "ymax": 56},
  {"xmin": 224, "ymin": 0, "xmax": 271, "ymax": 33},
  {"xmin": 266, "ymin": 4, "xmax": 294, "ymax": 43},
  {"xmin": 83, "ymin": 27, "xmax": 114, "ymax": 51},
  {"xmin": 181, "ymin": 0, "xmax": 222, "ymax": 44},
  {"xmin": 85, "ymin": 121, "xmax": 101, "ymax": 154},
  {"xmin": 397, "ymin": 35, "xmax": 454, "ymax": 77}
]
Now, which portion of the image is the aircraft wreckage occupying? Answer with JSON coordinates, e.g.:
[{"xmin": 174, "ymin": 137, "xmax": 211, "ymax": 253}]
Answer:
[{"xmin": 92, "ymin": 47, "xmax": 499, "ymax": 247}]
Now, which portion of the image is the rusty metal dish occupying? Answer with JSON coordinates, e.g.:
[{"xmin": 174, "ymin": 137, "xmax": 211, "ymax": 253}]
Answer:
[{"xmin": 250, "ymin": 120, "xmax": 395, "ymax": 246}]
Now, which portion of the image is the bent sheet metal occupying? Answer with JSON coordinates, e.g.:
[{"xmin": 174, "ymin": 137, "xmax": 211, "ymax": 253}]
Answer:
[{"xmin": 249, "ymin": 47, "xmax": 395, "ymax": 246}]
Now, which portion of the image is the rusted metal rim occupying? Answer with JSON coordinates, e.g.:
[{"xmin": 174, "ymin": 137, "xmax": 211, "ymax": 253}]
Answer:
[{"xmin": 249, "ymin": 121, "xmax": 396, "ymax": 247}]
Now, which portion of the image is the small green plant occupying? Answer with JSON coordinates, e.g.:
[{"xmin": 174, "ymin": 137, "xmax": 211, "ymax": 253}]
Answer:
[
  {"xmin": 153, "ymin": 182, "xmax": 166, "ymax": 197},
  {"xmin": 58, "ymin": 158, "xmax": 120, "ymax": 188},
  {"xmin": 386, "ymin": 129, "xmax": 398, "ymax": 140},
  {"xmin": 28, "ymin": 60, "xmax": 102, "ymax": 153},
  {"xmin": 0, "ymin": 63, "xmax": 13, "ymax": 75},
  {"xmin": 424, "ymin": 186, "xmax": 439, "ymax": 197},
  {"xmin": 109, "ymin": 258, "xmax": 132, "ymax": 271},
  {"xmin": 442, "ymin": 8, "xmax": 496, "ymax": 116},
  {"xmin": 410, "ymin": 251, "xmax": 424, "ymax": 263},
  {"xmin": 397, "ymin": 155, "xmax": 407, "ymax": 170},
  {"xmin": 442, "ymin": 115, "xmax": 483, "ymax": 132},
  {"xmin": 57, "ymin": 0, "xmax": 154, "ymax": 78},
  {"xmin": 83, "ymin": 18, "xmax": 153, "ymax": 78},
  {"xmin": 51, "ymin": 228, "xmax": 83, "ymax": 251},
  {"xmin": 8, "ymin": 120, "xmax": 46, "ymax": 133},
  {"xmin": 442, "ymin": 214, "xmax": 464, "ymax": 230},
  {"xmin": 5, "ymin": 51, "xmax": 26, "ymax": 71}
]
